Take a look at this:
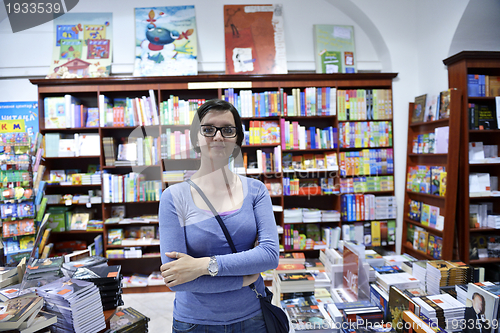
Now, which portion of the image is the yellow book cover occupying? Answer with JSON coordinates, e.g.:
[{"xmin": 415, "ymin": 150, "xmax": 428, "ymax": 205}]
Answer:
[
  {"xmin": 439, "ymin": 171, "xmax": 447, "ymax": 196},
  {"xmin": 371, "ymin": 221, "xmax": 381, "ymax": 246}
]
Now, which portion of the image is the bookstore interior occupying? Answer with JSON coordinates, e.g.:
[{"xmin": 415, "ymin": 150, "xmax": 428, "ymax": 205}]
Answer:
[{"xmin": 1, "ymin": 2, "xmax": 500, "ymax": 333}]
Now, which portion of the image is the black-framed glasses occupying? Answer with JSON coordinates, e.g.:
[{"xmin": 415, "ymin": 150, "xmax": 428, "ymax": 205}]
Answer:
[{"xmin": 200, "ymin": 125, "xmax": 238, "ymax": 138}]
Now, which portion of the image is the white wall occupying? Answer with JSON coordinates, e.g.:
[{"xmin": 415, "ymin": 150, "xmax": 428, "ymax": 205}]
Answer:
[{"xmin": 1, "ymin": 0, "xmax": 493, "ymax": 254}]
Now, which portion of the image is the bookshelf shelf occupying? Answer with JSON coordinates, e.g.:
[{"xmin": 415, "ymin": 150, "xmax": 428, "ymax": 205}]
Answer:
[
  {"xmin": 408, "ymin": 154, "xmax": 448, "ymax": 158},
  {"xmin": 409, "ymin": 118, "xmax": 449, "ymax": 128},
  {"xmin": 469, "ymin": 129, "xmax": 500, "ymax": 134},
  {"xmin": 242, "ymin": 143, "xmax": 281, "ymax": 148},
  {"xmin": 338, "ymin": 119, "xmax": 392, "ymax": 123},
  {"xmin": 122, "ymin": 285, "xmax": 171, "ymax": 294},
  {"xmin": 54, "ymin": 230, "xmax": 103, "ymax": 234},
  {"xmin": 444, "ymin": 51, "xmax": 500, "ymax": 263},
  {"xmin": 46, "ymin": 184, "xmax": 101, "ymax": 188},
  {"xmin": 340, "ymin": 173, "xmax": 393, "ymax": 178},
  {"xmin": 338, "ymin": 146, "xmax": 393, "ymax": 152},
  {"xmin": 406, "ymin": 191, "xmax": 446, "ymax": 200},
  {"xmin": 41, "ymin": 127, "xmax": 99, "ymax": 133},
  {"xmin": 403, "ymin": 218, "xmax": 443, "ymax": 237},
  {"xmin": 402, "ymin": 244, "xmax": 434, "ymax": 260},
  {"xmin": 401, "ymin": 89, "xmax": 461, "ymax": 261},
  {"xmin": 107, "ymin": 244, "xmax": 160, "ymax": 249},
  {"xmin": 44, "ymin": 156, "xmax": 101, "ymax": 160},
  {"xmin": 470, "ymin": 258, "xmax": 500, "ymax": 265},
  {"xmin": 102, "ymin": 201, "xmax": 160, "ymax": 205},
  {"xmin": 283, "ymin": 148, "xmax": 335, "ymax": 153},
  {"xmin": 470, "ymin": 227, "xmax": 500, "ymax": 233}
]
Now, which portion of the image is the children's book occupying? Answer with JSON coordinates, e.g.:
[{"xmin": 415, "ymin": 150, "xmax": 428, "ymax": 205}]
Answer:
[
  {"xmin": 411, "ymin": 94, "xmax": 427, "ymax": 123},
  {"xmin": 439, "ymin": 89, "xmax": 451, "ymax": 119},
  {"xmin": 47, "ymin": 13, "xmax": 113, "ymax": 78},
  {"xmin": 86, "ymin": 108, "xmax": 99, "ymax": 127},
  {"xmin": 430, "ymin": 166, "xmax": 445, "ymax": 196},
  {"xmin": 70, "ymin": 213, "xmax": 90, "ymax": 231},
  {"xmin": 107, "ymin": 229, "xmax": 123, "ymax": 245},
  {"xmin": 0, "ymin": 296, "xmax": 44, "ymax": 331},
  {"xmin": 420, "ymin": 204, "xmax": 430, "ymax": 226},
  {"xmin": 134, "ymin": 6, "xmax": 198, "ymax": 76},
  {"xmin": 313, "ymin": 24, "xmax": 356, "ymax": 74},
  {"xmin": 439, "ymin": 172, "xmax": 447, "ymax": 196},
  {"xmin": 224, "ymin": 4, "xmax": 287, "ymax": 75},
  {"xmin": 408, "ymin": 200, "xmax": 421, "ymax": 221}
]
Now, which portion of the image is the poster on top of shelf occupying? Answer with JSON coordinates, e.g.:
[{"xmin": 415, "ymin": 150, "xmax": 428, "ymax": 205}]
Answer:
[
  {"xmin": 46, "ymin": 13, "xmax": 113, "ymax": 79},
  {"xmin": 313, "ymin": 25, "xmax": 357, "ymax": 74},
  {"xmin": 224, "ymin": 4, "xmax": 287, "ymax": 75},
  {"xmin": 0, "ymin": 102, "xmax": 38, "ymax": 143},
  {"xmin": 134, "ymin": 6, "xmax": 198, "ymax": 76}
]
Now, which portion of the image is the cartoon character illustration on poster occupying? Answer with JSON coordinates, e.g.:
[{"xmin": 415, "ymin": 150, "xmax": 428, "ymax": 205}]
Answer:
[
  {"xmin": 137, "ymin": 10, "xmax": 194, "ymax": 64},
  {"xmin": 134, "ymin": 6, "xmax": 198, "ymax": 76}
]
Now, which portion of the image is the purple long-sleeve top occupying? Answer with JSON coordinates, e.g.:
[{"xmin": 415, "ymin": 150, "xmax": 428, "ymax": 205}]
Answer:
[{"xmin": 159, "ymin": 175, "xmax": 279, "ymax": 325}]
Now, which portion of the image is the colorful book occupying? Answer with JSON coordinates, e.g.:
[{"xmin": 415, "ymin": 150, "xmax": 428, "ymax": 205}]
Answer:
[
  {"xmin": 313, "ymin": 24, "xmax": 356, "ymax": 74},
  {"xmin": 223, "ymin": 4, "xmax": 287, "ymax": 75}
]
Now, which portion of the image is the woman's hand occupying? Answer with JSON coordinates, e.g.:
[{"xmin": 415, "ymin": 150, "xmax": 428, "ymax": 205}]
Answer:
[
  {"xmin": 161, "ymin": 252, "xmax": 210, "ymax": 287},
  {"xmin": 242, "ymin": 273, "xmax": 260, "ymax": 287}
]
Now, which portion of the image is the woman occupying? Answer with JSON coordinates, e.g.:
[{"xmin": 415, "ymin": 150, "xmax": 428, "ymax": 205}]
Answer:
[{"xmin": 159, "ymin": 99, "xmax": 280, "ymax": 333}]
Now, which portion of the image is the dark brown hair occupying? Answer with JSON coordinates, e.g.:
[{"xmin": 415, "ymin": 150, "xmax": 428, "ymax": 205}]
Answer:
[{"xmin": 190, "ymin": 99, "xmax": 244, "ymax": 156}]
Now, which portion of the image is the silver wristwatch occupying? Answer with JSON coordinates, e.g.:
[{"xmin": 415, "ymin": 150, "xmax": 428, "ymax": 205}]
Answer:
[{"xmin": 208, "ymin": 256, "xmax": 218, "ymax": 277}]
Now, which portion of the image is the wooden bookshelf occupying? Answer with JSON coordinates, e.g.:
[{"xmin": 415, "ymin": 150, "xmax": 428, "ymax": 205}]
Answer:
[
  {"xmin": 31, "ymin": 73, "xmax": 398, "ymax": 280},
  {"xmin": 443, "ymin": 51, "xmax": 500, "ymax": 264},
  {"xmin": 401, "ymin": 89, "xmax": 461, "ymax": 260}
]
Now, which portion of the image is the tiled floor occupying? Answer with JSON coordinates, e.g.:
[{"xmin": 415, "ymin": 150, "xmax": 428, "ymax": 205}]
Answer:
[{"xmin": 121, "ymin": 292, "xmax": 176, "ymax": 333}]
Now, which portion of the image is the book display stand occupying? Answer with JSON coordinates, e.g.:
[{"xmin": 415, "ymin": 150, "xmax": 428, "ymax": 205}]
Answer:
[
  {"xmin": 401, "ymin": 89, "xmax": 461, "ymax": 260},
  {"xmin": 444, "ymin": 51, "xmax": 500, "ymax": 264}
]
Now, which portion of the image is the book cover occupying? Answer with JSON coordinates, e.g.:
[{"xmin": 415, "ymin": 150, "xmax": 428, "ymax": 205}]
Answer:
[
  {"xmin": 313, "ymin": 24, "xmax": 356, "ymax": 74},
  {"xmin": 108, "ymin": 307, "xmax": 149, "ymax": 331},
  {"xmin": 430, "ymin": 166, "xmax": 445, "ymax": 196},
  {"xmin": 439, "ymin": 172, "xmax": 447, "ymax": 196},
  {"xmin": 47, "ymin": 13, "xmax": 113, "ymax": 79},
  {"xmin": 70, "ymin": 213, "xmax": 90, "ymax": 231},
  {"xmin": 0, "ymin": 296, "xmax": 44, "ymax": 330},
  {"xmin": 423, "ymin": 94, "xmax": 439, "ymax": 122},
  {"xmin": 224, "ymin": 4, "xmax": 287, "ymax": 74},
  {"xmin": 386, "ymin": 286, "xmax": 420, "ymax": 332},
  {"xmin": 134, "ymin": 6, "xmax": 198, "ymax": 76},
  {"xmin": 408, "ymin": 200, "xmax": 422, "ymax": 221},
  {"xmin": 411, "ymin": 94, "xmax": 427, "ymax": 123},
  {"xmin": 438, "ymin": 89, "xmax": 451, "ymax": 119},
  {"xmin": 107, "ymin": 229, "xmax": 123, "ymax": 245}
]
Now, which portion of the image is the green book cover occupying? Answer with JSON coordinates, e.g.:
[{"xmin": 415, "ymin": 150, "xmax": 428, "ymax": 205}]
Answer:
[{"xmin": 313, "ymin": 24, "xmax": 356, "ymax": 74}]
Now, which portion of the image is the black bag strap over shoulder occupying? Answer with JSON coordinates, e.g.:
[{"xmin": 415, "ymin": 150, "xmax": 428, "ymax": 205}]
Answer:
[
  {"xmin": 186, "ymin": 179, "xmax": 237, "ymax": 253},
  {"xmin": 186, "ymin": 178, "xmax": 290, "ymax": 333}
]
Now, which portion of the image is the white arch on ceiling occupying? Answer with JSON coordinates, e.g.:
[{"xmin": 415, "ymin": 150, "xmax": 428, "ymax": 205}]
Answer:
[{"xmin": 324, "ymin": 0, "xmax": 392, "ymax": 72}]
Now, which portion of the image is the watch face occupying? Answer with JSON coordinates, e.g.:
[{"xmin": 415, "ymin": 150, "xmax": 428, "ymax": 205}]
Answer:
[{"xmin": 209, "ymin": 257, "xmax": 218, "ymax": 275}]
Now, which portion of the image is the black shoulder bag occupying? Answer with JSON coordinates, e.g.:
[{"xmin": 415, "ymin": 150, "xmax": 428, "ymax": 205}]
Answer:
[{"xmin": 187, "ymin": 179, "xmax": 290, "ymax": 333}]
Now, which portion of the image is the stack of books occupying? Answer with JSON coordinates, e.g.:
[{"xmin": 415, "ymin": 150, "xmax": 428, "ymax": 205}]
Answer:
[
  {"xmin": 413, "ymin": 294, "xmax": 465, "ymax": 332},
  {"xmin": 426, "ymin": 261, "xmax": 473, "ymax": 295},
  {"xmin": 0, "ymin": 266, "xmax": 19, "ymax": 289},
  {"xmin": 411, "ymin": 261, "xmax": 428, "ymax": 292},
  {"xmin": 104, "ymin": 307, "xmax": 150, "ymax": 333},
  {"xmin": 0, "ymin": 296, "xmax": 45, "ymax": 331},
  {"xmin": 22, "ymin": 257, "xmax": 64, "ymax": 288},
  {"xmin": 280, "ymin": 295, "xmax": 333, "ymax": 332},
  {"xmin": 37, "ymin": 277, "xmax": 106, "ymax": 332},
  {"xmin": 62, "ymin": 255, "xmax": 108, "ymax": 275},
  {"xmin": 0, "ymin": 283, "xmax": 36, "ymax": 302},
  {"xmin": 72, "ymin": 265, "xmax": 124, "ymax": 310},
  {"xmin": 376, "ymin": 272, "xmax": 420, "ymax": 293}
]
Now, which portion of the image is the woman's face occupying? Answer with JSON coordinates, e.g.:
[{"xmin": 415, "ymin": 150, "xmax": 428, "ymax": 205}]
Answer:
[{"xmin": 197, "ymin": 110, "xmax": 237, "ymax": 160}]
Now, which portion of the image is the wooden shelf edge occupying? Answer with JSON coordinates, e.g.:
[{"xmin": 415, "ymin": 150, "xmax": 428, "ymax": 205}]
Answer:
[
  {"xmin": 122, "ymin": 285, "xmax": 171, "ymax": 294},
  {"xmin": 403, "ymin": 218, "xmax": 444, "ymax": 237},
  {"xmin": 470, "ymin": 258, "xmax": 500, "ymax": 265},
  {"xmin": 402, "ymin": 244, "xmax": 434, "ymax": 260}
]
